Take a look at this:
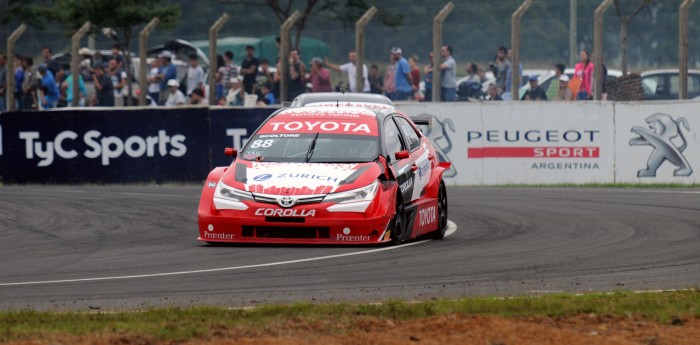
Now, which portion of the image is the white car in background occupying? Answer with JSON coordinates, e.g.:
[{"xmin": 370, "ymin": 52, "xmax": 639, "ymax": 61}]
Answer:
[{"xmin": 640, "ymin": 69, "xmax": 700, "ymax": 100}]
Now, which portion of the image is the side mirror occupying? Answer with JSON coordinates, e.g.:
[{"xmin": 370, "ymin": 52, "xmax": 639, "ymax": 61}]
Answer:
[
  {"xmin": 394, "ymin": 150, "xmax": 410, "ymax": 160},
  {"xmin": 224, "ymin": 147, "xmax": 238, "ymax": 157}
]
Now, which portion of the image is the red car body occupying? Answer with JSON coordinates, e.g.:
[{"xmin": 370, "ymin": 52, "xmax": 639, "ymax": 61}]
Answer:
[{"xmin": 198, "ymin": 102, "xmax": 449, "ymax": 245}]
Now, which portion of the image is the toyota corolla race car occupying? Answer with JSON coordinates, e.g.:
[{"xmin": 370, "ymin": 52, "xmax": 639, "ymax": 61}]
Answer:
[{"xmin": 198, "ymin": 105, "xmax": 450, "ymax": 245}]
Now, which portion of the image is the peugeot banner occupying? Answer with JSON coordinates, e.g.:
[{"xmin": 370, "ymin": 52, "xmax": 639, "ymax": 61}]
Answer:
[{"xmin": 0, "ymin": 108, "xmax": 210, "ymax": 183}]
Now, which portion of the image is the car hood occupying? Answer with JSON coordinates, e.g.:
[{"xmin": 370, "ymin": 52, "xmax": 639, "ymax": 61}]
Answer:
[{"xmin": 223, "ymin": 161, "xmax": 381, "ymax": 196}]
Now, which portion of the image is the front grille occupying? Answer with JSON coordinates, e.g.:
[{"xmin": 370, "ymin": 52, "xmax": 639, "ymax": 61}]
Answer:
[
  {"xmin": 265, "ymin": 216, "xmax": 305, "ymax": 223},
  {"xmin": 253, "ymin": 193, "xmax": 326, "ymax": 205},
  {"xmin": 241, "ymin": 226, "xmax": 331, "ymax": 239}
]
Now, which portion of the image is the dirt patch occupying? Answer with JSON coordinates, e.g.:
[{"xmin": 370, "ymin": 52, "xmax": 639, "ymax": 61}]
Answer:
[{"xmin": 5, "ymin": 315, "xmax": 699, "ymax": 345}]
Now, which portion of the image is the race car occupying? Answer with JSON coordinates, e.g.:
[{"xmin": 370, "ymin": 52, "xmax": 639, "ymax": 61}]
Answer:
[{"xmin": 197, "ymin": 104, "xmax": 450, "ymax": 245}]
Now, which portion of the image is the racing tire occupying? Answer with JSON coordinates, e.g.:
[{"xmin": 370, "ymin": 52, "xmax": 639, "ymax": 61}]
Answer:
[
  {"xmin": 431, "ymin": 180, "xmax": 448, "ymax": 240},
  {"xmin": 390, "ymin": 195, "xmax": 406, "ymax": 245}
]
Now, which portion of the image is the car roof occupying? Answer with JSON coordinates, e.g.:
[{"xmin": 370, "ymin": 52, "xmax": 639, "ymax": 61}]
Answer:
[
  {"xmin": 640, "ymin": 69, "xmax": 700, "ymax": 76},
  {"xmin": 290, "ymin": 92, "xmax": 395, "ymax": 107}
]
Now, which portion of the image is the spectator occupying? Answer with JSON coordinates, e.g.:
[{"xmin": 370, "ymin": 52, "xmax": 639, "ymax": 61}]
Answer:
[
  {"xmin": 258, "ymin": 82, "xmax": 276, "ymax": 105},
  {"xmin": 457, "ymin": 62, "xmax": 482, "ymax": 100},
  {"xmin": 222, "ymin": 50, "xmax": 238, "ymax": 96},
  {"xmin": 490, "ymin": 46, "xmax": 510, "ymax": 94},
  {"xmin": 111, "ymin": 43, "xmax": 125, "ymax": 71},
  {"xmin": 164, "ymin": 79, "xmax": 186, "ymax": 106},
  {"xmin": 383, "ymin": 55, "xmax": 397, "ymax": 100},
  {"xmin": 288, "ymin": 48, "xmax": 306, "ymax": 99},
  {"xmin": 14, "ymin": 55, "xmax": 25, "ymax": 109},
  {"xmin": 225, "ymin": 78, "xmax": 244, "ymax": 106},
  {"xmin": 486, "ymin": 83, "xmax": 502, "ymax": 101},
  {"xmin": 555, "ymin": 75, "xmax": 573, "ymax": 101},
  {"xmin": 408, "ymin": 54, "xmax": 421, "ymax": 94},
  {"xmin": 0, "ymin": 53, "xmax": 6, "ymax": 111},
  {"xmin": 505, "ymin": 48, "xmax": 523, "ymax": 96},
  {"xmin": 54, "ymin": 66, "xmax": 67, "ymax": 107},
  {"xmin": 573, "ymin": 49, "xmax": 594, "ymax": 100},
  {"xmin": 62, "ymin": 63, "xmax": 87, "ymax": 107},
  {"xmin": 41, "ymin": 47, "xmax": 61, "ymax": 76},
  {"xmin": 157, "ymin": 51, "xmax": 177, "ymax": 103},
  {"xmin": 309, "ymin": 57, "xmax": 332, "ymax": 93},
  {"xmin": 92, "ymin": 65, "xmax": 114, "ymax": 107},
  {"xmin": 439, "ymin": 45, "xmax": 457, "ymax": 101},
  {"xmin": 92, "ymin": 50, "xmax": 104, "ymax": 69},
  {"xmin": 391, "ymin": 47, "xmax": 413, "ymax": 101},
  {"xmin": 108, "ymin": 59, "xmax": 126, "ymax": 107},
  {"xmin": 369, "ymin": 64, "xmax": 384, "ymax": 95},
  {"xmin": 423, "ymin": 52, "xmax": 433, "ymax": 102},
  {"xmin": 21, "ymin": 57, "xmax": 37, "ymax": 110},
  {"xmin": 214, "ymin": 54, "xmax": 226, "ymax": 104},
  {"xmin": 521, "ymin": 75, "xmax": 547, "ymax": 101},
  {"xmin": 464, "ymin": 62, "xmax": 481, "ymax": 84},
  {"xmin": 78, "ymin": 47, "xmax": 93, "ymax": 81},
  {"xmin": 186, "ymin": 54, "xmax": 205, "ymax": 97},
  {"xmin": 240, "ymin": 45, "xmax": 259, "ymax": 94},
  {"xmin": 147, "ymin": 57, "xmax": 162, "ymax": 105},
  {"xmin": 547, "ymin": 63, "xmax": 566, "ymax": 101},
  {"xmin": 325, "ymin": 51, "xmax": 370, "ymax": 93},
  {"xmin": 258, "ymin": 58, "xmax": 274, "ymax": 86},
  {"xmin": 189, "ymin": 87, "xmax": 207, "ymax": 105}
]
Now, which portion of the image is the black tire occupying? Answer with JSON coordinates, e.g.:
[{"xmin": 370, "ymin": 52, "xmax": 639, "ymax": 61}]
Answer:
[
  {"xmin": 432, "ymin": 180, "xmax": 448, "ymax": 239},
  {"xmin": 390, "ymin": 195, "xmax": 406, "ymax": 245}
]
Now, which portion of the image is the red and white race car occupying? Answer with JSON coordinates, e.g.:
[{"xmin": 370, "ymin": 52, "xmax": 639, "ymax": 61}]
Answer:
[{"xmin": 198, "ymin": 102, "xmax": 450, "ymax": 245}]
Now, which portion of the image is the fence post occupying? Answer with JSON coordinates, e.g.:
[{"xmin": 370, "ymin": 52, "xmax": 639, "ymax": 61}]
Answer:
[
  {"xmin": 208, "ymin": 13, "xmax": 230, "ymax": 105},
  {"xmin": 432, "ymin": 2, "xmax": 454, "ymax": 103},
  {"xmin": 593, "ymin": 0, "xmax": 614, "ymax": 101},
  {"xmin": 511, "ymin": 0, "xmax": 532, "ymax": 100},
  {"xmin": 679, "ymin": 0, "xmax": 694, "ymax": 100},
  {"xmin": 570, "ymin": 0, "xmax": 577, "ymax": 67},
  {"xmin": 5, "ymin": 24, "xmax": 26, "ymax": 111},
  {"xmin": 70, "ymin": 22, "xmax": 91, "ymax": 107},
  {"xmin": 138, "ymin": 18, "xmax": 159, "ymax": 106},
  {"xmin": 280, "ymin": 11, "xmax": 301, "ymax": 103},
  {"xmin": 355, "ymin": 6, "xmax": 377, "ymax": 94}
]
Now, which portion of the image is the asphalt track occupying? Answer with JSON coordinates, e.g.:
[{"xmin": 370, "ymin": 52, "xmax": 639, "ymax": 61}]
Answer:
[{"xmin": 1, "ymin": 186, "xmax": 699, "ymax": 311}]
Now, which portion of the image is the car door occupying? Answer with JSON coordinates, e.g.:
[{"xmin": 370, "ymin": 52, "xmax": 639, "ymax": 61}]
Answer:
[
  {"xmin": 383, "ymin": 117, "xmax": 414, "ymax": 203},
  {"xmin": 394, "ymin": 116, "xmax": 429, "ymax": 204}
]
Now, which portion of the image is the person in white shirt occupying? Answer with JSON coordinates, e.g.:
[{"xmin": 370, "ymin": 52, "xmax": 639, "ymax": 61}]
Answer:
[
  {"xmin": 325, "ymin": 51, "xmax": 370, "ymax": 93},
  {"xmin": 186, "ymin": 54, "xmax": 205, "ymax": 97},
  {"xmin": 146, "ymin": 57, "xmax": 161, "ymax": 104},
  {"xmin": 165, "ymin": 79, "xmax": 186, "ymax": 106}
]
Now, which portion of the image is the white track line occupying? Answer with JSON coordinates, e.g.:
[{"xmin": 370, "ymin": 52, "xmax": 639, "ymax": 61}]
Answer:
[{"xmin": 0, "ymin": 221, "xmax": 457, "ymax": 287}]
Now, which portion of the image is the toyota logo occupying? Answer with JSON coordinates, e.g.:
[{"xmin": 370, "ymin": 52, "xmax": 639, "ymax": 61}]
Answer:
[{"xmin": 277, "ymin": 196, "xmax": 297, "ymax": 208}]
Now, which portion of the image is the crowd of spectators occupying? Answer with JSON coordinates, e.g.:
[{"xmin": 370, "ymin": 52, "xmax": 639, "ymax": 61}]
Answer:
[{"xmin": 0, "ymin": 41, "xmax": 602, "ymax": 112}]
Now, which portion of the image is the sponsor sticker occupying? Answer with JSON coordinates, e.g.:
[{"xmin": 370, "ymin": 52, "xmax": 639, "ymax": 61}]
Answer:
[{"xmin": 255, "ymin": 208, "xmax": 316, "ymax": 217}]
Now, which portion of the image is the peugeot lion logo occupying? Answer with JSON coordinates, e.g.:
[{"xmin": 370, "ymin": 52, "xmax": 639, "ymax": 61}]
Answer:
[
  {"xmin": 630, "ymin": 113, "xmax": 693, "ymax": 177},
  {"xmin": 277, "ymin": 196, "xmax": 297, "ymax": 208}
]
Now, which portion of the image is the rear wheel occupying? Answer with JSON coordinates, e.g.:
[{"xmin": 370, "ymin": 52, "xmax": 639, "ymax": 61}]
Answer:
[
  {"xmin": 390, "ymin": 195, "xmax": 406, "ymax": 245},
  {"xmin": 432, "ymin": 180, "xmax": 448, "ymax": 239}
]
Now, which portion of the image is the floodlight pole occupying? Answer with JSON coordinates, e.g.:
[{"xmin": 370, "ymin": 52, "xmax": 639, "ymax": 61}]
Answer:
[
  {"xmin": 138, "ymin": 18, "xmax": 159, "ymax": 106},
  {"xmin": 511, "ymin": 0, "xmax": 532, "ymax": 100},
  {"xmin": 280, "ymin": 11, "xmax": 301, "ymax": 103},
  {"xmin": 593, "ymin": 0, "xmax": 614, "ymax": 100},
  {"xmin": 355, "ymin": 6, "xmax": 377, "ymax": 94},
  {"xmin": 432, "ymin": 2, "xmax": 454, "ymax": 102},
  {"xmin": 679, "ymin": 0, "xmax": 694, "ymax": 100},
  {"xmin": 5, "ymin": 24, "xmax": 26, "ymax": 111},
  {"xmin": 208, "ymin": 13, "xmax": 230, "ymax": 105}
]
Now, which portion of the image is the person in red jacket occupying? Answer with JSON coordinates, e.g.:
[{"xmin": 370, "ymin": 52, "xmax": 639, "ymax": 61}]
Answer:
[{"xmin": 573, "ymin": 49, "xmax": 594, "ymax": 100}]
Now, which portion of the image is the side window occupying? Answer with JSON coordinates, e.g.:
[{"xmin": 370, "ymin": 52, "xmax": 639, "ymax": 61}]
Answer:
[
  {"xmin": 395, "ymin": 117, "xmax": 421, "ymax": 151},
  {"xmin": 383, "ymin": 118, "xmax": 404, "ymax": 156},
  {"xmin": 690, "ymin": 76, "xmax": 700, "ymax": 95},
  {"xmin": 670, "ymin": 75, "xmax": 680, "ymax": 97}
]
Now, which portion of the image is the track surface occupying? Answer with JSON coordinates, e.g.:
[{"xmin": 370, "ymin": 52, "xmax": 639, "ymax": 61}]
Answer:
[{"xmin": 0, "ymin": 186, "xmax": 699, "ymax": 311}]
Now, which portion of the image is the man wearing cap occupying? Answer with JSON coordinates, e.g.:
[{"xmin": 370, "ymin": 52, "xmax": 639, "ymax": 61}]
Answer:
[
  {"xmin": 92, "ymin": 65, "xmax": 114, "ymax": 107},
  {"xmin": 439, "ymin": 45, "xmax": 457, "ymax": 102},
  {"xmin": 555, "ymin": 75, "xmax": 573, "ymax": 101},
  {"xmin": 325, "ymin": 51, "xmax": 370, "ymax": 93},
  {"xmin": 309, "ymin": 57, "xmax": 331, "ymax": 93},
  {"xmin": 240, "ymin": 45, "xmax": 259, "ymax": 94},
  {"xmin": 165, "ymin": 79, "xmax": 186, "ymax": 106},
  {"xmin": 391, "ymin": 47, "xmax": 413, "ymax": 101},
  {"xmin": 157, "ymin": 51, "xmax": 177, "ymax": 104},
  {"xmin": 37, "ymin": 64, "xmax": 60, "ymax": 109},
  {"xmin": 521, "ymin": 75, "xmax": 547, "ymax": 101}
]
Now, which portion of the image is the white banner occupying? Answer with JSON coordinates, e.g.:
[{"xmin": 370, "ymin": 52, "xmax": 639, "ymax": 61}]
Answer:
[{"xmin": 400, "ymin": 101, "xmax": 699, "ymax": 185}]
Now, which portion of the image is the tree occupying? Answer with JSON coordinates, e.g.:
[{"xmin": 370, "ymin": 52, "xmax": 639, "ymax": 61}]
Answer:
[
  {"xmin": 614, "ymin": 0, "xmax": 666, "ymax": 74},
  {"xmin": 214, "ymin": 0, "xmax": 402, "ymax": 49}
]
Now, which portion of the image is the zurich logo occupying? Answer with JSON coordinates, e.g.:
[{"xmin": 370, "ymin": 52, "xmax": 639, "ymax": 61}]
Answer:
[
  {"xmin": 253, "ymin": 174, "xmax": 273, "ymax": 182},
  {"xmin": 277, "ymin": 196, "xmax": 297, "ymax": 208}
]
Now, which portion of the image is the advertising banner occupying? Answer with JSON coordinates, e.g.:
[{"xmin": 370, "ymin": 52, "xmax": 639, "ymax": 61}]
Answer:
[
  {"xmin": 208, "ymin": 107, "xmax": 276, "ymax": 167},
  {"xmin": 401, "ymin": 102, "xmax": 616, "ymax": 185},
  {"xmin": 614, "ymin": 102, "xmax": 700, "ymax": 184},
  {"xmin": 0, "ymin": 108, "xmax": 210, "ymax": 183}
]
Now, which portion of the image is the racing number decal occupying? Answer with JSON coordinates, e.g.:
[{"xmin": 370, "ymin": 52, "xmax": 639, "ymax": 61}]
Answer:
[{"xmin": 249, "ymin": 140, "xmax": 275, "ymax": 148}]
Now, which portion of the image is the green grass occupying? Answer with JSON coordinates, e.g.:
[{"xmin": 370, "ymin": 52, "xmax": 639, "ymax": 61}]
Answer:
[{"xmin": 1, "ymin": 290, "xmax": 699, "ymax": 342}]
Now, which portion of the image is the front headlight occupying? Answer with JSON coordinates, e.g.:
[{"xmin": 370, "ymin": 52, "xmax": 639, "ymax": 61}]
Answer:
[
  {"xmin": 324, "ymin": 180, "xmax": 379, "ymax": 204},
  {"xmin": 213, "ymin": 181, "xmax": 253, "ymax": 210}
]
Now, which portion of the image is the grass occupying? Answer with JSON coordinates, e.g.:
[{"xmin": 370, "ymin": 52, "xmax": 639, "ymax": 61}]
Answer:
[{"xmin": 1, "ymin": 290, "xmax": 699, "ymax": 342}]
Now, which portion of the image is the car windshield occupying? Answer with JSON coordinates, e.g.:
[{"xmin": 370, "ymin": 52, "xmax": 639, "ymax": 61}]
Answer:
[{"xmin": 239, "ymin": 133, "xmax": 379, "ymax": 163}]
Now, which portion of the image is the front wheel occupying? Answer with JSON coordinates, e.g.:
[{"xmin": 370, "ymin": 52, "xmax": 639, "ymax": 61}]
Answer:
[
  {"xmin": 390, "ymin": 195, "xmax": 406, "ymax": 245},
  {"xmin": 431, "ymin": 180, "xmax": 448, "ymax": 239}
]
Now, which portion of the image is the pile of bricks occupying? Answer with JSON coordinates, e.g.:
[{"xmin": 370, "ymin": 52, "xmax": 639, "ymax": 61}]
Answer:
[{"xmin": 605, "ymin": 73, "xmax": 644, "ymax": 101}]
